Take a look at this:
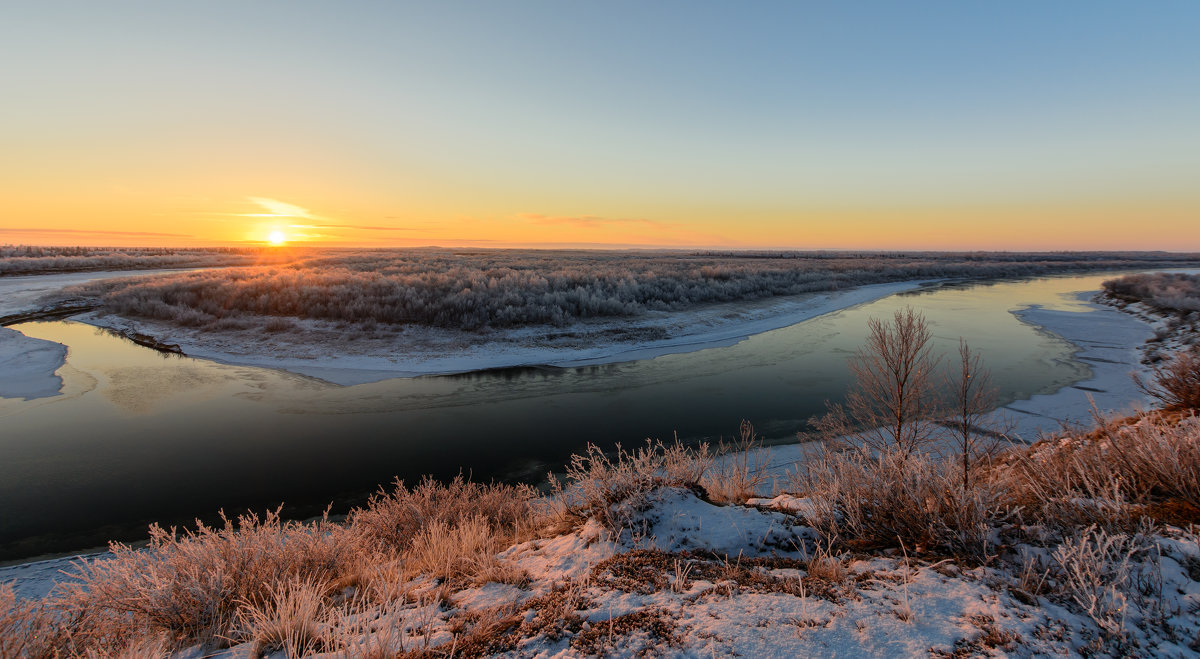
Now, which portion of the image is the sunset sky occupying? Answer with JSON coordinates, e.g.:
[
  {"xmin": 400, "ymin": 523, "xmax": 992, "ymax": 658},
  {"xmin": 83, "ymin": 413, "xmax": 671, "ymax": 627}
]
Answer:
[{"xmin": 2, "ymin": 2, "xmax": 1198, "ymax": 250}]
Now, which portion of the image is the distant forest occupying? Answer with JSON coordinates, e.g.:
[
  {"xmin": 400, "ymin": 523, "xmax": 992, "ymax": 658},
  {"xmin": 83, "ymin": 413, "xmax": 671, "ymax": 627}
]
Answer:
[
  {"xmin": 53, "ymin": 249, "xmax": 1200, "ymax": 331},
  {"xmin": 1103, "ymin": 271, "xmax": 1200, "ymax": 314},
  {"xmin": 0, "ymin": 245, "xmax": 285, "ymax": 276}
]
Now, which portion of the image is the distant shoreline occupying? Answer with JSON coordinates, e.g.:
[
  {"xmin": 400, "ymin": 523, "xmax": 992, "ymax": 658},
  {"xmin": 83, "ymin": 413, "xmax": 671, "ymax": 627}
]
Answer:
[{"xmin": 66, "ymin": 280, "xmax": 928, "ymax": 386}]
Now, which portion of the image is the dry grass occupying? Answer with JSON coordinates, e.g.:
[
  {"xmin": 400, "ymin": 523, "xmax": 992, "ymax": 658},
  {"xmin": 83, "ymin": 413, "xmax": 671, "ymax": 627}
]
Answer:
[
  {"xmin": 702, "ymin": 420, "xmax": 770, "ymax": 504},
  {"xmin": 236, "ymin": 577, "xmax": 329, "ymax": 657},
  {"xmin": 571, "ymin": 607, "xmax": 683, "ymax": 656},
  {"xmin": 404, "ymin": 515, "xmax": 528, "ymax": 587},
  {"xmin": 790, "ymin": 446, "xmax": 1011, "ymax": 559},
  {"xmin": 1136, "ymin": 349, "xmax": 1200, "ymax": 411},
  {"xmin": 5, "ymin": 388, "xmax": 1198, "ymax": 656},
  {"xmin": 1, "ymin": 582, "xmax": 78, "ymax": 659},
  {"xmin": 351, "ymin": 474, "xmax": 541, "ymax": 554},
  {"xmin": 57, "ymin": 507, "xmax": 359, "ymax": 651},
  {"xmin": 546, "ymin": 438, "xmax": 713, "ymax": 532},
  {"xmin": 1001, "ymin": 409, "xmax": 1200, "ymax": 530}
]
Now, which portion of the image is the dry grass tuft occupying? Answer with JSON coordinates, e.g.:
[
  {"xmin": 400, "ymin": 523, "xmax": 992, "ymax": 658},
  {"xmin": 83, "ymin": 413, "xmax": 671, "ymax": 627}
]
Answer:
[
  {"xmin": 404, "ymin": 515, "xmax": 529, "ymax": 587},
  {"xmin": 791, "ymin": 446, "xmax": 1010, "ymax": 560},
  {"xmin": 546, "ymin": 439, "xmax": 712, "ymax": 531},
  {"xmin": 1003, "ymin": 409, "xmax": 1200, "ymax": 529},
  {"xmin": 236, "ymin": 577, "xmax": 329, "ymax": 658},
  {"xmin": 352, "ymin": 474, "xmax": 541, "ymax": 554},
  {"xmin": 702, "ymin": 420, "xmax": 771, "ymax": 504},
  {"xmin": 1136, "ymin": 349, "xmax": 1200, "ymax": 410},
  {"xmin": 58, "ymin": 507, "xmax": 357, "ymax": 650}
]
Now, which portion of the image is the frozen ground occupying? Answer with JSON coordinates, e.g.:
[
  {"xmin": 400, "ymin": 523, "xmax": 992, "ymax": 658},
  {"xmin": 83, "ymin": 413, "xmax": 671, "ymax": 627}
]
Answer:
[
  {"xmin": 0, "ymin": 328, "xmax": 67, "ymax": 400},
  {"xmin": 8, "ymin": 486, "xmax": 1197, "ymax": 657}
]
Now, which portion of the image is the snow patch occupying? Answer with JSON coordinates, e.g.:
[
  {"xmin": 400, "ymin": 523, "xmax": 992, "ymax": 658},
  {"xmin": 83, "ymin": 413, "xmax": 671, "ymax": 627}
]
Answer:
[{"xmin": 0, "ymin": 327, "xmax": 67, "ymax": 400}]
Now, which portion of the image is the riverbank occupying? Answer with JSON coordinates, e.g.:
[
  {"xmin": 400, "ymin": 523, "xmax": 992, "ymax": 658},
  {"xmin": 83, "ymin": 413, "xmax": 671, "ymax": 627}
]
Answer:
[
  {"xmin": 0, "ymin": 271, "xmax": 193, "ymax": 401},
  {"xmin": 3, "ymin": 408, "xmax": 1198, "ymax": 657},
  {"xmin": 745, "ymin": 286, "xmax": 1158, "ymax": 488},
  {"xmin": 68, "ymin": 280, "xmax": 927, "ymax": 386}
]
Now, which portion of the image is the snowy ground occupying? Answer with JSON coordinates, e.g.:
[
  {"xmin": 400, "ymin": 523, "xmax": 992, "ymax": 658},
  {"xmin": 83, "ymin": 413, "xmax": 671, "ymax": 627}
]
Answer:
[
  {"xmin": 18, "ymin": 485, "xmax": 1196, "ymax": 658},
  {"xmin": 0, "ymin": 327, "xmax": 67, "ymax": 400}
]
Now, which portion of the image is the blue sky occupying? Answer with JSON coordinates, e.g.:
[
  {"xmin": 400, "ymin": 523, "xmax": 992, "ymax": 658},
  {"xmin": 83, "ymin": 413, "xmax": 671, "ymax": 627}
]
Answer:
[{"xmin": 3, "ymin": 1, "xmax": 1198, "ymax": 248}]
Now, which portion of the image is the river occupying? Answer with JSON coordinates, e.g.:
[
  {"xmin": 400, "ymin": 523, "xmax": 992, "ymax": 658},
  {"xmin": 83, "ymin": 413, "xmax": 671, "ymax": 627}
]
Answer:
[{"xmin": 0, "ymin": 272, "xmax": 1153, "ymax": 561}]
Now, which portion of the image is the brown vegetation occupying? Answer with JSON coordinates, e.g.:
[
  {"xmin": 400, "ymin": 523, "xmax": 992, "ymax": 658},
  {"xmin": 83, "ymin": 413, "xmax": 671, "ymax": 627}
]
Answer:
[
  {"xmin": 1135, "ymin": 349, "xmax": 1200, "ymax": 411},
  {"xmin": 3, "ymin": 321, "xmax": 1199, "ymax": 656},
  {"xmin": 1102, "ymin": 271, "xmax": 1200, "ymax": 313}
]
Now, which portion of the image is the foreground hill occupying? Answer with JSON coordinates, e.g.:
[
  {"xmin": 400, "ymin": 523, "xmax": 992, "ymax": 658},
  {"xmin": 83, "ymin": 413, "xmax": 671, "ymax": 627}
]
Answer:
[{"xmin": 4, "ymin": 403, "xmax": 1199, "ymax": 658}]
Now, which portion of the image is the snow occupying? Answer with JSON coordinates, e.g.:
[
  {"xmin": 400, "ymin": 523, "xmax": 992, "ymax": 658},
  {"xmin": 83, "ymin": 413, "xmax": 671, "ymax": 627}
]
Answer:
[
  {"xmin": 998, "ymin": 291, "xmax": 1156, "ymax": 439},
  {"xmin": 5, "ymin": 476, "xmax": 1199, "ymax": 656},
  {"xmin": 0, "ymin": 269, "xmax": 192, "ymax": 318},
  {"xmin": 621, "ymin": 487, "xmax": 811, "ymax": 556},
  {"xmin": 0, "ymin": 327, "xmax": 67, "ymax": 400},
  {"xmin": 502, "ymin": 519, "xmax": 622, "ymax": 583},
  {"xmin": 747, "ymin": 494, "xmax": 821, "ymax": 521}
]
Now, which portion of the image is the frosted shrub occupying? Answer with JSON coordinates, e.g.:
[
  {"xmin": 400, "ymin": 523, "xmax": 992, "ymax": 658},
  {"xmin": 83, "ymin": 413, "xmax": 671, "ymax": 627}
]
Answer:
[
  {"xmin": 703, "ymin": 420, "xmax": 770, "ymax": 504},
  {"xmin": 792, "ymin": 446, "xmax": 1010, "ymax": 559},
  {"xmin": 52, "ymin": 249, "xmax": 1200, "ymax": 332},
  {"xmin": 1136, "ymin": 350, "xmax": 1200, "ymax": 411},
  {"xmin": 0, "ymin": 245, "xmax": 274, "ymax": 276},
  {"xmin": 59, "ymin": 508, "xmax": 358, "ymax": 648},
  {"xmin": 1103, "ymin": 272, "xmax": 1200, "ymax": 314},
  {"xmin": 548, "ymin": 439, "xmax": 712, "ymax": 531},
  {"xmin": 350, "ymin": 475, "xmax": 540, "ymax": 553},
  {"xmin": 1048, "ymin": 523, "xmax": 1163, "ymax": 647},
  {"xmin": 1104, "ymin": 411, "xmax": 1200, "ymax": 509}
]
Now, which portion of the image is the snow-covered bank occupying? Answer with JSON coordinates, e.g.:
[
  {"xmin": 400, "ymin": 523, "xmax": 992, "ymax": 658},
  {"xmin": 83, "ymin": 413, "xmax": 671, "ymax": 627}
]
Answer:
[
  {"xmin": 999, "ymin": 293, "xmax": 1155, "ymax": 438},
  {"xmin": 0, "ymin": 269, "xmax": 195, "ymax": 318},
  {"xmin": 74, "ymin": 280, "xmax": 927, "ymax": 386},
  {"xmin": 0, "ymin": 270, "xmax": 195, "ymax": 400},
  {"xmin": 746, "ymin": 288, "xmax": 1158, "ymax": 486},
  {"xmin": 0, "ymin": 328, "xmax": 67, "ymax": 400}
]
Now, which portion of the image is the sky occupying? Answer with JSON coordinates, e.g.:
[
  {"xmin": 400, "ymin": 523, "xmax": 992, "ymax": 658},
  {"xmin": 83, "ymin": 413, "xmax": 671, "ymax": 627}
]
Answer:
[{"xmin": 2, "ymin": 1, "xmax": 1198, "ymax": 250}]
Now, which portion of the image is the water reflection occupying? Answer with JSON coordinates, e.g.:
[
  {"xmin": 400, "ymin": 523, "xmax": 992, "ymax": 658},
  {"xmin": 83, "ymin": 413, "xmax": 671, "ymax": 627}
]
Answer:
[{"xmin": 0, "ymin": 273, "xmax": 1125, "ymax": 559}]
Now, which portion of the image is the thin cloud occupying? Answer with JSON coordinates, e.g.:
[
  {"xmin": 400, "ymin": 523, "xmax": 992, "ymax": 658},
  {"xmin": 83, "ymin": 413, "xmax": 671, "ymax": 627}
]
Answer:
[
  {"xmin": 518, "ymin": 213, "xmax": 670, "ymax": 229},
  {"xmin": 0, "ymin": 228, "xmax": 193, "ymax": 237},
  {"xmin": 244, "ymin": 197, "xmax": 315, "ymax": 219}
]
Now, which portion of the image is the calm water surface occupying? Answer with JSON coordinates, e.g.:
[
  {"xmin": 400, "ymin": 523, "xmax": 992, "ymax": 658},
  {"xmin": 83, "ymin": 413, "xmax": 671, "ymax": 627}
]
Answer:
[{"xmin": 0, "ymin": 274, "xmax": 1116, "ymax": 560}]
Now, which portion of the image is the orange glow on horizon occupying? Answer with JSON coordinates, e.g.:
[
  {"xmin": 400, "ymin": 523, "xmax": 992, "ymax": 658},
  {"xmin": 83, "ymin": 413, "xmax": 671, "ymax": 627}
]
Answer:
[{"xmin": 2, "ymin": 194, "xmax": 1198, "ymax": 252}]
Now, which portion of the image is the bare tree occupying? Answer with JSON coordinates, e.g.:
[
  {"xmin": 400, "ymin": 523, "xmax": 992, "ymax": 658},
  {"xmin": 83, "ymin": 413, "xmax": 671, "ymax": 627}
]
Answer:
[
  {"xmin": 945, "ymin": 339, "xmax": 1006, "ymax": 490},
  {"xmin": 813, "ymin": 306, "xmax": 942, "ymax": 454}
]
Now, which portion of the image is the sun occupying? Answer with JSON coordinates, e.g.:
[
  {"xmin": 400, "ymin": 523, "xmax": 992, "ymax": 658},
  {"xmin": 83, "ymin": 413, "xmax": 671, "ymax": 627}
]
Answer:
[{"xmin": 267, "ymin": 230, "xmax": 287, "ymax": 246}]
